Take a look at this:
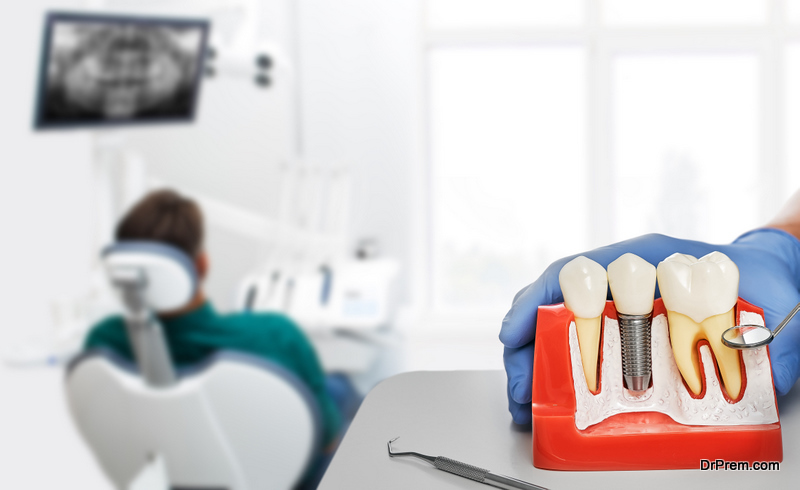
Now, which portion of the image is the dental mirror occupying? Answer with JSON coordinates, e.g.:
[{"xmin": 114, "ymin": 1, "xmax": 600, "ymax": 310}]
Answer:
[{"xmin": 722, "ymin": 301, "xmax": 800, "ymax": 349}]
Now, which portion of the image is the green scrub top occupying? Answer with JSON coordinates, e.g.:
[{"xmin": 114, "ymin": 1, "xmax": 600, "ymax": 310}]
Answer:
[{"xmin": 83, "ymin": 302, "xmax": 342, "ymax": 446}]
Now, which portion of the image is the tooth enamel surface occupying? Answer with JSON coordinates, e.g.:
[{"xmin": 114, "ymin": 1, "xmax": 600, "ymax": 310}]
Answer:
[
  {"xmin": 559, "ymin": 256, "xmax": 607, "ymax": 392},
  {"xmin": 608, "ymin": 253, "xmax": 656, "ymax": 315},
  {"xmin": 657, "ymin": 252, "xmax": 742, "ymax": 399}
]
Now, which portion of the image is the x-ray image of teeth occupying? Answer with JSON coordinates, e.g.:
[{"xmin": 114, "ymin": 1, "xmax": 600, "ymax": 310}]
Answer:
[{"xmin": 40, "ymin": 21, "xmax": 205, "ymax": 123}]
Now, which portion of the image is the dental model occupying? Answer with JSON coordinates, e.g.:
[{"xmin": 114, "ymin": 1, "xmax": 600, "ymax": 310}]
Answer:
[
  {"xmin": 559, "ymin": 256, "xmax": 607, "ymax": 392},
  {"xmin": 608, "ymin": 253, "xmax": 657, "ymax": 393},
  {"xmin": 536, "ymin": 252, "xmax": 780, "ymax": 470},
  {"xmin": 656, "ymin": 252, "xmax": 742, "ymax": 400}
]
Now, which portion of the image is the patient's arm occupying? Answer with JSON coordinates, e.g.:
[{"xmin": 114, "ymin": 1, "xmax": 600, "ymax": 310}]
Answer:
[{"xmin": 768, "ymin": 188, "xmax": 800, "ymax": 241}]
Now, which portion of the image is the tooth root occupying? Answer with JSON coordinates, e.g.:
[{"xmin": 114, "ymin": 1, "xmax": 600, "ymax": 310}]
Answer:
[
  {"xmin": 667, "ymin": 309, "xmax": 742, "ymax": 399},
  {"xmin": 575, "ymin": 316, "xmax": 602, "ymax": 392},
  {"xmin": 702, "ymin": 309, "xmax": 742, "ymax": 399},
  {"xmin": 559, "ymin": 256, "xmax": 607, "ymax": 393},
  {"xmin": 658, "ymin": 251, "xmax": 742, "ymax": 401},
  {"xmin": 667, "ymin": 311, "xmax": 705, "ymax": 396}
]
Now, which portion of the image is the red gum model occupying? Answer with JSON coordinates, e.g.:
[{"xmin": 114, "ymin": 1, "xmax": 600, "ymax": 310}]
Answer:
[{"xmin": 531, "ymin": 298, "xmax": 782, "ymax": 470}]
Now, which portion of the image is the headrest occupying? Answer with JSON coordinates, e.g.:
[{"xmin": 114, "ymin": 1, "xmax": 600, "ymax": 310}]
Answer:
[{"xmin": 103, "ymin": 241, "xmax": 198, "ymax": 312}]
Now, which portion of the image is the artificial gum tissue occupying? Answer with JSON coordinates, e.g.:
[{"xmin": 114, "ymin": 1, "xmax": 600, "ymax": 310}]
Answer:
[{"xmin": 570, "ymin": 310, "xmax": 779, "ymax": 430}]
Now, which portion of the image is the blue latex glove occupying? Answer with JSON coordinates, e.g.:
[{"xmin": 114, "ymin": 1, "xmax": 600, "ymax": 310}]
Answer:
[{"xmin": 500, "ymin": 229, "xmax": 800, "ymax": 425}]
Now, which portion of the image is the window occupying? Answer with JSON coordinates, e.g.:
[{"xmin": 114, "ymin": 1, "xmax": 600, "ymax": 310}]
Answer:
[
  {"xmin": 424, "ymin": 0, "xmax": 798, "ymax": 322},
  {"xmin": 427, "ymin": 0, "xmax": 584, "ymax": 30},
  {"xmin": 430, "ymin": 47, "xmax": 586, "ymax": 313},
  {"xmin": 786, "ymin": 44, "xmax": 800, "ymax": 192},
  {"xmin": 603, "ymin": 0, "xmax": 767, "ymax": 26},
  {"xmin": 612, "ymin": 53, "xmax": 760, "ymax": 243}
]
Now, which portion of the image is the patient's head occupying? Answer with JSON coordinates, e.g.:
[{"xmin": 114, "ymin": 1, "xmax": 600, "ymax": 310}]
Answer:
[{"xmin": 117, "ymin": 189, "xmax": 208, "ymax": 280}]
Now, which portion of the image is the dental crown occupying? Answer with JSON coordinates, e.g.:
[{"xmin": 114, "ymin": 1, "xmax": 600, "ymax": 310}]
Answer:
[{"xmin": 656, "ymin": 252, "xmax": 739, "ymax": 324}]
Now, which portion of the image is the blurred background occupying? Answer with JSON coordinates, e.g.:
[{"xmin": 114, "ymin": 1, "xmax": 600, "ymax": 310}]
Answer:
[{"xmin": 2, "ymin": 0, "xmax": 800, "ymax": 487}]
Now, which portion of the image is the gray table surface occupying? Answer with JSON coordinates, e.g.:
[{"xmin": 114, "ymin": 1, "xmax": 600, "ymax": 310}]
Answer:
[{"xmin": 319, "ymin": 370, "xmax": 800, "ymax": 489}]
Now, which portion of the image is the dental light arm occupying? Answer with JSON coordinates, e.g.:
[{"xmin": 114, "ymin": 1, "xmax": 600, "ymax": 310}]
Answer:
[
  {"xmin": 501, "ymin": 230, "xmax": 800, "ymax": 425},
  {"xmin": 103, "ymin": 242, "xmax": 199, "ymax": 388}
]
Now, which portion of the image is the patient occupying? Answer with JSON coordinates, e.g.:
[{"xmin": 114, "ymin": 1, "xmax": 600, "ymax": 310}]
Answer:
[{"xmin": 83, "ymin": 189, "xmax": 352, "ymax": 465}]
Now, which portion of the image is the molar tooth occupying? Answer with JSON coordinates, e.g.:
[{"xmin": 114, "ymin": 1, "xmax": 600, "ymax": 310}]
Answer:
[
  {"xmin": 559, "ymin": 256, "xmax": 608, "ymax": 392},
  {"xmin": 657, "ymin": 252, "xmax": 742, "ymax": 399}
]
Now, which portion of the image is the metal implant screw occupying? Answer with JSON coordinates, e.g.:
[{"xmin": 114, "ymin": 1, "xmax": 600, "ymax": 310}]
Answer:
[{"xmin": 617, "ymin": 312, "xmax": 653, "ymax": 393}]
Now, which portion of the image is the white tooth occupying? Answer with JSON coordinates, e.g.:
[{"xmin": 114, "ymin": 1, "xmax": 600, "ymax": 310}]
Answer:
[
  {"xmin": 656, "ymin": 252, "xmax": 739, "ymax": 323},
  {"xmin": 608, "ymin": 253, "xmax": 656, "ymax": 315},
  {"xmin": 657, "ymin": 252, "xmax": 742, "ymax": 399},
  {"xmin": 559, "ymin": 256, "xmax": 607, "ymax": 392},
  {"xmin": 608, "ymin": 253, "xmax": 656, "ymax": 392}
]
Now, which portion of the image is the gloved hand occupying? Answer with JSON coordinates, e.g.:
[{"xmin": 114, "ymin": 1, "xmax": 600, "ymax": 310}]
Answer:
[{"xmin": 500, "ymin": 229, "xmax": 800, "ymax": 425}]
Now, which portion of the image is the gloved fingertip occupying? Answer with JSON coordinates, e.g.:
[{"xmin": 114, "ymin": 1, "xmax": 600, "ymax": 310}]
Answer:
[
  {"xmin": 500, "ymin": 330, "xmax": 528, "ymax": 349},
  {"xmin": 510, "ymin": 380, "xmax": 530, "ymax": 404},
  {"xmin": 499, "ymin": 309, "xmax": 534, "ymax": 348},
  {"xmin": 501, "ymin": 305, "xmax": 516, "ymax": 326},
  {"xmin": 772, "ymin": 362, "xmax": 794, "ymax": 397},
  {"xmin": 510, "ymin": 401, "xmax": 532, "ymax": 426},
  {"xmin": 498, "ymin": 322, "xmax": 514, "ymax": 345}
]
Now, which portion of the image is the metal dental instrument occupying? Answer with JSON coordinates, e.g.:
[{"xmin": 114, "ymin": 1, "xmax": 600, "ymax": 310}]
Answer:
[
  {"xmin": 722, "ymin": 301, "xmax": 800, "ymax": 349},
  {"xmin": 618, "ymin": 312, "xmax": 653, "ymax": 392},
  {"xmin": 387, "ymin": 437, "xmax": 549, "ymax": 490}
]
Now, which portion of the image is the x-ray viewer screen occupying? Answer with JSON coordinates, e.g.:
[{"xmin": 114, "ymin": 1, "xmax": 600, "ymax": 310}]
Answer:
[{"xmin": 34, "ymin": 12, "xmax": 209, "ymax": 128}]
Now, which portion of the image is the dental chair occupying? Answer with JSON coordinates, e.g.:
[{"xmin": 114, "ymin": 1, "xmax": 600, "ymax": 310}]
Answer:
[{"xmin": 65, "ymin": 242, "xmax": 321, "ymax": 490}]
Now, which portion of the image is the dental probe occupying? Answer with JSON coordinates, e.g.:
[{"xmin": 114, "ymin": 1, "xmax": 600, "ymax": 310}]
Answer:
[{"xmin": 387, "ymin": 437, "xmax": 549, "ymax": 490}]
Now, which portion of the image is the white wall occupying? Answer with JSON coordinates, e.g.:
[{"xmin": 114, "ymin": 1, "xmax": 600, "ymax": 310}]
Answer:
[
  {"xmin": 0, "ymin": 0, "xmax": 94, "ymax": 345},
  {"xmin": 125, "ymin": 0, "xmax": 424, "ymax": 312},
  {"xmin": 122, "ymin": 0, "xmax": 296, "ymax": 308},
  {"xmin": 0, "ymin": 3, "xmax": 109, "ymax": 488},
  {"xmin": 0, "ymin": 0, "xmax": 424, "ymax": 332},
  {"xmin": 297, "ymin": 0, "xmax": 421, "ymax": 307}
]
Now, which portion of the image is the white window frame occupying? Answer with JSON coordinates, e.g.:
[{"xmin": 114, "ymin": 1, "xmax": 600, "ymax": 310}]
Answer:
[{"xmin": 412, "ymin": 0, "xmax": 800, "ymax": 329}]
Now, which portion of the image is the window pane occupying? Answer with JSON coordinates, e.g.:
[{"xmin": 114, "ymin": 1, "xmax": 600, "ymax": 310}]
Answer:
[
  {"xmin": 603, "ymin": 0, "xmax": 767, "ymax": 26},
  {"xmin": 788, "ymin": 0, "xmax": 800, "ymax": 24},
  {"xmin": 785, "ymin": 45, "xmax": 800, "ymax": 199},
  {"xmin": 427, "ymin": 0, "xmax": 583, "ymax": 30},
  {"xmin": 429, "ymin": 47, "xmax": 587, "ymax": 314},
  {"xmin": 612, "ymin": 54, "xmax": 760, "ymax": 244}
]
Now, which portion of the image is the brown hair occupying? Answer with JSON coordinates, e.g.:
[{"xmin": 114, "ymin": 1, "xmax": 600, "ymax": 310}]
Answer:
[{"xmin": 116, "ymin": 189, "xmax": 204, "ymax": 257}]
